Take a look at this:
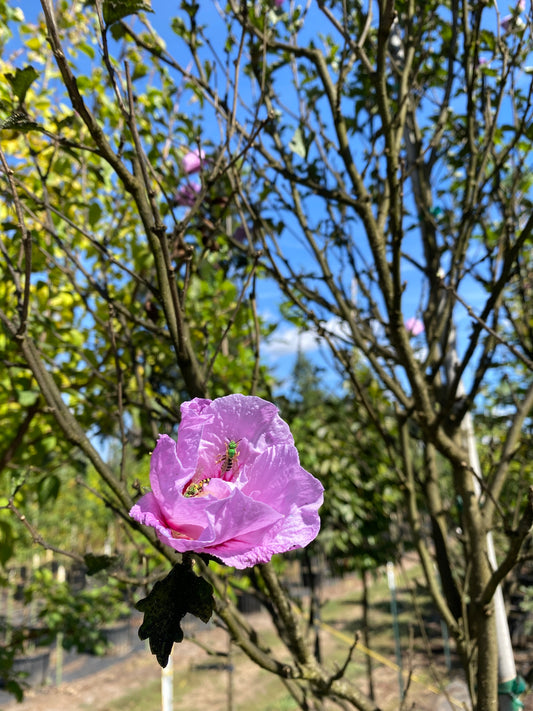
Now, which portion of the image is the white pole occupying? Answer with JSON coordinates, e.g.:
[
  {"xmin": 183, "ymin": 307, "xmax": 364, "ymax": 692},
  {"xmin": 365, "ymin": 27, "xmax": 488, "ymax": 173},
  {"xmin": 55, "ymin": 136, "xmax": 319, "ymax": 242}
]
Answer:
[
  {"xmin": 161, "ymin": 650, "xmax": 173, "ymax": 711},
  {"xmin": 386, "ymin": 562, "xmax": 404, "ymax": 699},
  {"xmin": 56, "ymin": 564, "xmax": 66, "ymax": 686}
]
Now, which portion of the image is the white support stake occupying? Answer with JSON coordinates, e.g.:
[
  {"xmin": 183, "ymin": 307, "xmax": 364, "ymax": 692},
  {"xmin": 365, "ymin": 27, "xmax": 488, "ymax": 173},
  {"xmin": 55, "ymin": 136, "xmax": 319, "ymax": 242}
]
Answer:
[{"xmin": 161, "ymin": 650, "xmax": 173, "ymax": 711}]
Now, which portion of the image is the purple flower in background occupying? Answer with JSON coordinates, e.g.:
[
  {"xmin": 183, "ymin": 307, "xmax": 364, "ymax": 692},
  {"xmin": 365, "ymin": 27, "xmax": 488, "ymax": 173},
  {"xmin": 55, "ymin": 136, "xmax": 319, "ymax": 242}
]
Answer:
[
  {"xmin": 501, "ymin": 14, "xmax": 513, "ymax": 30},
  {"xmin": 405, "ymin": 317, "xmax": 424, "ymax": 336},
  {"xmin": 129, "ymin": 394, "xmax": 324, "ymax": 569},
  {"xmin": 182, "ymin": 149, "xmax": 205, "ymax": 175},
  {"xmin": 501, "ymin": 2, "xmax": 526, "ymax": 32},
  {"xmin": 274, "ymin": 0, "xmax": 283, "ymax": 6},
  {"xmin": 173, "ymin": 181, "xmax": 201, "ymax": 207}
]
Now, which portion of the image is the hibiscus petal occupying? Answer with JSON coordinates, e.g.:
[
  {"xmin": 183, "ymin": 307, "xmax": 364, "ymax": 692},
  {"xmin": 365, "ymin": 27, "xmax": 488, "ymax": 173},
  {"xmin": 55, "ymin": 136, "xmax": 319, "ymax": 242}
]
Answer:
[
  {"xmin": 183, "ymin": 394, "xmax": 294, "ymax": 451},
  {"xmin": 197, "ymin": 488, "xmax": 283, "ymax": 545},
  {"xmin": 150, "ymin": 435, "xmax": 192, "ymax": 503},
  {"xmin": 130, "ymin": 491, "xmax": 204, "ymax": 542},
  {"xmin": 242, "ymin": 445, "xmax": 324, "ymax": 515}
]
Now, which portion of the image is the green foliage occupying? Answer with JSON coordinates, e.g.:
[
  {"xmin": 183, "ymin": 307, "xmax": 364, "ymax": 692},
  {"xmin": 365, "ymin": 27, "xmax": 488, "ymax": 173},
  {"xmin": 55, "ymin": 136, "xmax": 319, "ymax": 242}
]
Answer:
[
  {"xmin": 0, "ymin": 0, "xmax": 273, "ymax": 569},
  {"xmin": 136, "ymin": 562, "xmax": 214, "ymax": 667},
  {"xmin": 24, "ymin": 568, "xmax": 130, "ymax": 655},
  {"xmin": 279, "ymin": 355, "xmax": 402, "ymax": 571},
  {"xmin": 0, "ymin": 619, "xmax": 25, "ymax": 702}
]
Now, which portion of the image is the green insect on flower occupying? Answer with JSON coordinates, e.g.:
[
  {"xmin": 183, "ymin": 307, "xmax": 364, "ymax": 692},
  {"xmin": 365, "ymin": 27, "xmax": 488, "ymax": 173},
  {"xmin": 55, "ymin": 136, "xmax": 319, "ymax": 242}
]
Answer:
[
  {"xmin": 217, "ymin": 439, "xmax": 241, "ymax": 475},
  {"xmin": 183, "ymin": 477, "xmax": 211, "ymax": 498}
]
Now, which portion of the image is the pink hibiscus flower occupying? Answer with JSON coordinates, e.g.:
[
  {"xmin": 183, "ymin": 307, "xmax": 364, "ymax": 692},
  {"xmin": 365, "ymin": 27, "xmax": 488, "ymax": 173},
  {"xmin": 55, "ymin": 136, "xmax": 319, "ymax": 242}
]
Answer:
[{"xmin": 130, "ymin": 394, "xmax": 324, "ymax": 569}]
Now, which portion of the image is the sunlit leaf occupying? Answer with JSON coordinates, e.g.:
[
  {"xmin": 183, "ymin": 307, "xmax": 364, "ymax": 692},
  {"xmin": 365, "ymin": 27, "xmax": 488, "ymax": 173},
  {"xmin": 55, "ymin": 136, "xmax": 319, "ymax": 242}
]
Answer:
[{"xmin": 3, "ymin": 66, "xmax": 39, "ymax": 104}]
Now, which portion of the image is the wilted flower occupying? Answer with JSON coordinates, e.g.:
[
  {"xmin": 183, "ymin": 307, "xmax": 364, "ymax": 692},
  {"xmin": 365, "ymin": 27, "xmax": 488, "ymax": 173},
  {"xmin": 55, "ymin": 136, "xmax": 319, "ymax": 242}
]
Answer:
[
  {"xmin": 405, "ymin": 317, "xmax": 424, "ymax": 336},
  {"xmin": 182, "ymin": 149, "xmax": 205, "ymax": 175},
  {"xmin": 501, "ymin": 14, "xmax": 513, "ymax": 30},
  {"xmin": 232, "ymin": 225, "xmax": 248, "ymax": 243},
  {"xmin": 501, "ymin": 1, "xmax": 526, "ymax": 33},
  {"xmin": 173, "ymin": 181, "xmax": 201, "ymax": 207},
  {"xmin": 130, "ymin": 394, "xmax": 324, "ymax": 569}
]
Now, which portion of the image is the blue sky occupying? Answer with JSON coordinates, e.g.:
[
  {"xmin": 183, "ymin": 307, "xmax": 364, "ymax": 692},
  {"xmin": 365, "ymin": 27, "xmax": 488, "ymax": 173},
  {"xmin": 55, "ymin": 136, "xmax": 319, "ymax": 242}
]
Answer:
[{"xmin": 8, "ymin": 0, "xmax": 519, "ymax": 397}]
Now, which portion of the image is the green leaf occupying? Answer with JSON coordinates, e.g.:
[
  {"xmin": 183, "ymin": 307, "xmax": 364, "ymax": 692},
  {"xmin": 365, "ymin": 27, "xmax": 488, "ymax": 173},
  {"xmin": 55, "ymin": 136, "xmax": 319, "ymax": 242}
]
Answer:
[
  {"xmin": 3, "ymin": 66, "xmax": 39, "ymax": 104},
  {"xmin": 135, "ymin": 563, "xmax": 214, "ymax": 667},
  {"xmin": 39, "ymin": 435, "xmax": 57, "ymax": 452},
  {"xmin": 289, "ymin": 124, "xmax": 316, "ymax": 160},
  {"xmin": 4, "ymin": 680, "xmax": 23, "ymax": 704},
  {"xmin": 78, "ymin": 41, "xmax": 96, "ymax": 60},
  {"xmin": 17, "ymin": 389, "xmax": 39, "ymax": 406},
  {"xmin": 109, "ymin": 22, "xmax": 127, "ymax": 40},
  {"xmin": 102, "ymin": 0, "xmax": 153, "ymax": 26},
  {"xmin": 37, "ymin": 474, "xmax": 61, "ymax": 506},
  {"xmin": 289, "ymin": 126, "xmax": 306, "ymax": 158},
  {"xmin": 0, "ymin": 110, "xmax": 40, "ymax": 132},
  {"xmin": 88, "ymin": 202, "xmax": 102, "ymax": 226},
  {"xmin": 26, "ymin": 37, "xmax": 42, "ymax": 51}
]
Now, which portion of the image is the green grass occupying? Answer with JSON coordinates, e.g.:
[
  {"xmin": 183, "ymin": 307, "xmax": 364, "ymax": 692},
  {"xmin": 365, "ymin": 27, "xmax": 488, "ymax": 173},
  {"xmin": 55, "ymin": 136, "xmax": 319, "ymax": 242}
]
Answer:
[{"xmin": 89, "ymin": 677, "xmax": 160, "ymax": 711}]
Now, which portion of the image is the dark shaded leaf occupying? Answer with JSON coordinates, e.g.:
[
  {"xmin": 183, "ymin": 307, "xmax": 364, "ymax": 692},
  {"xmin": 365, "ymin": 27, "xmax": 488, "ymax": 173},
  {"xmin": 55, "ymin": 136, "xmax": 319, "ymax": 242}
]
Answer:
[
  {"xmin": 135, "ymin": 563, "xmax": 214, "ymax": 667},
  {"xmin": 37, "ymin": 474, "xmax": 61, "ymax": 506},
  {"xmin": 84, "ymin": 552, "xmax": 120, "ymax": 575},
  {"xmin": 4, "ymin": 679, "xmax": 24, "ymax": 703},
  {"xmin": 0, "ymin": 521, "xmax": 14, "ymax": 565}
]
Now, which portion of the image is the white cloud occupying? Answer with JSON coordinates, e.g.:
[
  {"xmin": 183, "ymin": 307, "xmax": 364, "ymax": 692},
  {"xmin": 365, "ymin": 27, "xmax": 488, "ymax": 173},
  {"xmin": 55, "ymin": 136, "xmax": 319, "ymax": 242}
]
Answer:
[
  {"xmin": 263, "ymin": 317, "xmax": 351, "ymax": 358},
  {"xmin": 263, "ymin": 326, "xmax": 322, "ymax": 357}
]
